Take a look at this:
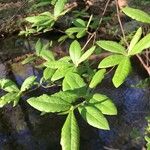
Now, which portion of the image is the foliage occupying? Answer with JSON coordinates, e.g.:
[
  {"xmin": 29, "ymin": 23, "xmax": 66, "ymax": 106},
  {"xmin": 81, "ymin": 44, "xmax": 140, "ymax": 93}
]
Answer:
[{"xmin": 1, "ymin": 1, "xmax": 150, "ymax": 149}]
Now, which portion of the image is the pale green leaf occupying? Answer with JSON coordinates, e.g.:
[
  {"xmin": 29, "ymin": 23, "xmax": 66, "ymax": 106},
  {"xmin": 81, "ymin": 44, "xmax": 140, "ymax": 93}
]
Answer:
[
  {"xmin": 63, "ymin": 72, "xmax": 86, "ymax": 91},
  {"xmin": 78, "ymin": 46, "xmax": 96, "ymax": 64},
  {"xmin": 73, "ymin": 18, "xmax": 86, "ymax": 27},
  {"xmin": 96, "ymin": 40, "xmax": 126, "ymax": 55},
  {"xmin": 0, "ymin": 93, "xmax": 20, "ymax": 108},
  {"xmin": 112, "ymin": 57, "xmax": 132, "ymax": 88},
  {"xmin": 69, "ymin": 40, "xmax": 81, "ymax": 66},
  {"xmin": 89, "ymin": 69, "xmax": 106, "ymax": 88},
  {"xmin": 20, "ymin": 76, "xmax": 37, "ymax": 92},
  {"xmin": 54, "ymin": 0, "xmax": 67, "ymax": 17},
  {"xmin": 21, "ymin": 55, "xmax": 37, "ymax": 65},
  {"xmin": 35, "ymin": 39, "xmax": 43, "ymax": 56},
  {"xmin": 128, "ymin": 27, "xmax": 142, "ymax": 52},
  {"xmin": 122, "ymin": 6, "xmax": 150, "ymax": 23},
  {"xmin": 0, "ymin": 79, "xmax": 19, "ymax": 93},
  {"xmin": 78, "ymin": 105, "xmax": 110, "ymax": 130},
  {"xmin": 44, "ymin": 60, "xmax": 72, "ymax": 69},
  {"xmin": 89, "ymin": 93, "xmax": 117, "ymax": 115},
  {"xmin": 61, "ymin": 110, "xmax": 80, "ymax": 150},
  {"xmin": 40, "ymin": 50, "xmax": 55, "ymax": 61},
  {"xmin": 27, "ymin": 94, "xmax": 71, "ymax": 113},
  {"xmin": 43, "ymin": 68, "xmax": 55, "ymax": 80},
  {"xmin": 98, "ymin": 54, "xmax": 125, "ymax": 68},
  {"xmin": 128, "ymin": 33, "xmax": 150, "ymax": 55},
  {"xmin": 76, "ymin": 29, "xmax": 87, "ymax": 38}
]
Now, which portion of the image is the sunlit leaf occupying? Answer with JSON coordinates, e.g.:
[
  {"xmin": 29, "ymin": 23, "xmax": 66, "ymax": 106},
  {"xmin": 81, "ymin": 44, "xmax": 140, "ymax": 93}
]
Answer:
[
  {"xmin": 122, "ymin": 6, "xmax": 150, "ymax": 23},
  {"xmin": 98, "ymin": 54, "xmax": 125, "ymax": 68},
  {"xmin": 112, "ymin": 56, "xmax": 132, "ymax": 88},
  {"xmin": 27, "ymin": 94, "xmax": 71, "ymax": 113},
  {"xmin": 128, "ymin": 27, "xmax": 142, "ymax": 52},
  {"xmin": 20, "ymin": 76, "xmax": 37, "ymax": 92},
  {"xmin": 89, "ymin": 69, "xmax": 106, "ymax": 88},
  {"xmin": 78, "ymin": 46, "xmax": 96, "ymax": 64},
  {"xmin": 89, "ymin": 93, "xmax": 117, "ymax": 115},
  {"xmin": 69, "ymin": 40, "xmax": 81, "ymax": 66},
  {"xmin": 63, "ymin": 72, "xmax": 86, "ymax": 91},
  {"xmin": 43, "ymin": 68, "xmax": 55, "ymax": 80},
  {"xmin": 128, "ymin": 33, "xmax": 150, "ymax": 55},
  {"xmin": 78, "ymin": 105, "xmax": 110, "ymax": 130},
  {"xmin": 61, "ymin": 110, "xmax": 80, "ymax": 150},
  {"xmin": 0, "ymin": 79, "xmax": 19, "ymax": 93},
  {"xmin": 96, "ymin": 40, "xmax": 126, "ymax": 55}
]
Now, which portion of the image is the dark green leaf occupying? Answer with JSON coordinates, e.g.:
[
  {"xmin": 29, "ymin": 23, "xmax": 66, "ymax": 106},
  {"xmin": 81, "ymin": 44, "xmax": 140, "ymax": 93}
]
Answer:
[{"xmin": 61, "ymin": 110, "xmax": 80, "ymax": 150}]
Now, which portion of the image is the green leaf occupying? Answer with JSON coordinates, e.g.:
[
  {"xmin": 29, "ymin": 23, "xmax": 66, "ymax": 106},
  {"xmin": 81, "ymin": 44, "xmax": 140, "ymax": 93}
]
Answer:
[
  {"xmin": 98, "ymin": 54, "xmax": 125, "ymax": 68},
  {"xmin": 21, "ymin": 55, "xmax": 37, "ymax": 65},
  {"xmin": 66, "ymin": 27, "xmax": 85, "ymax": 34},
  {"xmin": 52, "ymin": 90, "xmax": 79, "ymax": 104},
  {"xmin": 78, "ymin": 46, "xmax": 96, "ymax": 64},
  {"xmin": 112, "ymin": 56, "xmax": 132, "ymax": 88},
  {"xmin": 122, "ymin": 6, "xmax": 150, "ymax": 23},
  {"xmin": 43, "ymin": 68, "xmax": 55, "ymax": 80},
  {"xmin": 54, "ymin": 0, "xmax": 67, "ymax": 17},
  {"xmin": 128, "ymin": 27, "xmax": 142, "ymax": 52},
  {"xmin": 20, "ymin": 76, "xmax": 37, "ymax": 92},
  {"xmin": 63, "ymin": 72, "xmax": 86, "ymax": 91},
  {"xmin": 0, "ymin": 93, "xmax": 20, "ymax": 108},
  {"xmin": 61, "ymin": 110, "xmax": 80, "ymax": 150},
  {"xmin": 69, "ymin": 40, "xmax": 81, "ymax": 66},
  {"xmin": 0, "ymin": 79, "xmax": 19, "ymax": 93},
  {"xmin": 27, "ymin": 94, "xmax": 71, "ymax": 113},
  {"xmin": 73, "ymin": 18, "xmax": 86, "ymax": 27},
  {"xmin": 128, "ymin": 33, "xmax": 150, "ymax": 55},
  {"xmin": 76, "ymin": 29, "xmax": 86, "ymax": 38},
  {"xmin": 89, "ymin": 69, "xmax": 106, "ymax": 88},
  {"xmin": 78, "ymin": 105, "xmax": 110, "ymax": 130},
  {"xmin": 35, "ymin": 39, "xmax": 43, "ymax": 56},
  {"xmin": 51, "ymin": 67, "xmax": 75, "ymax": 81},
  {"xmin": 89, "ymin": 93, "xmax": 117, "ymax": 115},
  {"xmin": 40, "ymin": 50, "xmax": 55, "ymax": 61},
  {"xmin": 44, "ymin": 60, "xmax": 72, "ymax": 69},
  {"xmin": 96, "ymin": 40, "xmax": 126, "ymax": 55}
]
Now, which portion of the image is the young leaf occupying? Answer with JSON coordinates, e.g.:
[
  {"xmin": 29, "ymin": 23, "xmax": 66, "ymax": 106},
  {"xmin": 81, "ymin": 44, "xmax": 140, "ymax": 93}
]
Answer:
[
  {"xmin": 35, "ymin": 39, "xmax": 43, "ymax": 56},
  {"xmin": 0, "ymin": 79, "xmax": 19, "ymax": 93},
  {"xmin": 44, "ymin": 60, "xmax": 72, "ymax": 69},
  {"xmin": 40, "ymin": 50, "xmax": 55, "ymax": 61},
  {"xmin": 0, "ymin": 93, "xmax": 19, "ymax": 108},
  {"xmin": 20, "ymin": 76, "xmax": 37, "ymax": 92},
  {"xmin": 61, "ymin": 110, "xmax": 80, "ymax": 150},
  {"xmin": 63, "ymin": 72, "xmax": 86, "ymax": 91},
  {"xmin": 122, "ymin": 7, "xmax": 150, "ymax": 23},
  {"xmin": 78, "ymin": 105, "xmax": 110, "ymax": 130},
  {"xmin": 27, "ymin": 94, "xmax": 71, "ymax": 113},
  {"xmin": 52, "ymin": 90, "xmax": 79, "ymax": 104},
  {"xmin": 54, "ymin": 0, "xmax": 67, "ymax": 17},
  {"xmin": 89, "ymin": 94, "xmax": 117, "ymax": 115},
  {"xmin": 78, "ymin": 46, "xmax": 96, "ymax": 64},
  {"xmin": 128, "ymin": 27, "xmax": 142, "ymax": 52},
  {"xmin": 96, "ymin": 40, "xmax": 126, "ymax": 55},
  {"xmin": 69, "ymin": 40, "xmax": 81, "ymax": 66},
  {"xmin": 112, "ymin": 56, "xmax": 132, "ymax": 88},
  {"xmin": 43, "ymin": 68, "xmax": 55, "ymax": 80},
  {"xmin": 98, "ymin": 55, "xmax": 125, "ymax": 68},
  {"xmin": 128, "ymin": 33, "xmax": 150, "ymax": 55},
  {"xmin": 89, "ymin": 69, "xmax": 106, "ymax": 89}
]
